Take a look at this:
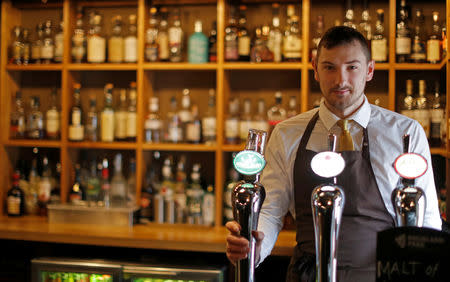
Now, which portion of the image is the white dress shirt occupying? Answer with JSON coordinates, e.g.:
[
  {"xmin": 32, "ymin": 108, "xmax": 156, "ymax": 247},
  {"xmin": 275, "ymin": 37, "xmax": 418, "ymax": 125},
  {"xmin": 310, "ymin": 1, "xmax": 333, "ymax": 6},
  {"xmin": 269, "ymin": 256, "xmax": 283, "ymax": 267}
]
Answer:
[{"xmin": 258, "ymin": 95, "xmax": 442, "ymax": 264}]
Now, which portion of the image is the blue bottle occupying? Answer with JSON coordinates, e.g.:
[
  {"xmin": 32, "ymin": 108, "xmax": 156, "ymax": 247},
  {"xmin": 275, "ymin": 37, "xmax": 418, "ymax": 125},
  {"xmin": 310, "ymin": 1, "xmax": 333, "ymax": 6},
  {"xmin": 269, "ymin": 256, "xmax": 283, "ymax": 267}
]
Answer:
[{"xmin": 188, "ymin": 20, "xmax": 209, "ymax": 63}]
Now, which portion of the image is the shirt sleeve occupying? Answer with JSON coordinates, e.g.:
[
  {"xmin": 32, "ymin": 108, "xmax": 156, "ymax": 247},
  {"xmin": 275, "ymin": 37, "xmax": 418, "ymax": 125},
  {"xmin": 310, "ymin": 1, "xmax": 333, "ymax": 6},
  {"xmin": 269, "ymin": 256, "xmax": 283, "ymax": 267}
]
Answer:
[
  {"xmin": 409, "ymin": 122, "xmax": 442, "ymax": 230},
  {"xmin": 257, "ymin": 126, "xmax": 294, "ymax": 265}
]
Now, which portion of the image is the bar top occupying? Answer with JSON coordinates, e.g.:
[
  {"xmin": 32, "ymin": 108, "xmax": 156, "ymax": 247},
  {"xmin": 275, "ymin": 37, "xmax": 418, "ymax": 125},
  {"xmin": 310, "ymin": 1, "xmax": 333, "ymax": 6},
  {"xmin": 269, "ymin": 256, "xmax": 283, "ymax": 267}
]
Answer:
[{"xmin": 0, "ymin": 216, "xmax": 296, "ymax": 256}]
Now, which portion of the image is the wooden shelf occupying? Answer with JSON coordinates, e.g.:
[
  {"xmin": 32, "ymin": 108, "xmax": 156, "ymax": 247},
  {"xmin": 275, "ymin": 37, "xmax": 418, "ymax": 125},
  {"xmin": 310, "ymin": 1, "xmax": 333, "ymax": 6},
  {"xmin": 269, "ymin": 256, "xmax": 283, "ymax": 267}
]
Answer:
[
  {"xmin": 143, "ymin": 63, "xmax": 218, "ymax": 70},
  {"xmin": 430, "ymin": 147, "xmax": 448, "ymax": 157},
  {"xmin": 224, "ymin": 62, "xmax": 303, "ymax": 70},
  {"xmin": 3, "ymin": 139, "xmax": 61, "ymax": 148},
  {"xmin": 67, "ymin": 64, "xmax": 138, "ymax": 71},
  {"xmin": 222, "ymin": 144, "xmax": 246, "ymax": 152},
  {"xmin": 67, "ymin": 141, "xmax": 137, "ymax": 150},
  {"xmin": 142, "ymin": 143, "xmax": 218, "ymax": 152},
  {"xmin": 77, "ymin": 1, "xmax": 138, "ymax": 8},
  {"xmin": 6, "ymin": 64, "xmax": 63, "ymax": 71},
  {"xmin": 394, "ymin": 61, "xmax": 446, "ymax": 70}
]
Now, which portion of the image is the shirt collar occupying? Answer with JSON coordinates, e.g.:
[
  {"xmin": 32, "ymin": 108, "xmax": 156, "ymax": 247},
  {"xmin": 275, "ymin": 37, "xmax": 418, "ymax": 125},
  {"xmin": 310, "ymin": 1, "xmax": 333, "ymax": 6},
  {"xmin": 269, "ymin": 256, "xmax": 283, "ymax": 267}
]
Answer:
[{"xmin": 318, "ymin": 95, "xmax": 371, "ymax": 131}]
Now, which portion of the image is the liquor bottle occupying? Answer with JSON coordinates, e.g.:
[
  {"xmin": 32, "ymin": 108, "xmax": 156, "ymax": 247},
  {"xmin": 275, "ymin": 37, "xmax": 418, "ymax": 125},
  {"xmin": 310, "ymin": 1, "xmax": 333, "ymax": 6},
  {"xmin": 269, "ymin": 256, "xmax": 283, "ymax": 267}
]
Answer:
[
  {"xmin": 371, "ymin": 9, "xmax": 387, "ymax": 63},
  {"xmin": 87, "ymin": 12, "xmax": 106, "ymax": 63},
  {"xmin": 145, "ymin": 7, "xmax": 159, "ymax": 62},
  {"xmin": 7, "ymin": 171, "xmax": 25, "ymax": 217},
  {"xmin": 430, "ymin": 81, "xmax": 444, "ymax": 147},
  {"xmin": 239, "ymin": 98, "xmax": 252, "ymax": 143},
  {"xmin": 202, "ymin": 89, "xmax": 216, "ymax": 145},
  {"xmin": 111, "ymin": 153, "xmax": 127, "ymax": 207},
  {"xmin": 69, "ymin": 163, "xmax": 84, "ymax": 205},
  {"xmin": 10, "ymin": 91, "xmax": 26, "ymax": 139},
  {"xmin": 26, "ymin": 153, "xmax": 40, "ymax": 215},
  {"xmin": 140, "ymin": 151, "xmax": 161, "ymax": 222},
  {"xmin": 101, "ymin": 84, "xmax": 115, "ymax": 142},
  {"xmin": 268, "ymin": 3, "xmax": 282, "ymax": 63},
  {"xmin": 166, "ymin": 96, "xmax": 183, "ymax": 143},
  {"xmin": 186, "ymin": 104, "xmax": 202, "ymax": 144},
  {"xmin": 188, "ymin": 20, "xmax": 209, "ymax": 63},
  {"xmin": 203, "ymin": 184, "xmax": 215, "ymax": 226},
  {"xmin": 310, "ymin": 15, "xmax": 324, "ymax": 61},
  {"xmin": 69, "ymin": 83, "xmax": 84, "ymax": 141},
  {"xmin": 10, "ymin": 26, "xmax": 23, "ymax": 65},
  {"xmin": 410, "ymin": 9, "xmax": 426, "ymax": 63},
  {"xmin": 179, "ymin": 89, "xmax": 193, "ymax": 142},
  {"xmin": 72, "ymin": 8, "xmax": 86, "ymax": 63},
  {"xmin": 267, "ymin": 91, "xmax": 287, "ymax": 134},
  {"xmin": 358, "ymin": 0, "xmax": 372, "ymax": 43},
  {"xmin": 127, "ymin": 82, "xmax": 137, "ymax": 141},
  {"xmin": 400, "ymin": 79, "xmax": 415, "ymax": 119},
  {"xmin": 283, "ymin": 5, "xmax": 301, "ymax": 62},
  {"xmin": 54, "ymin": 17, "xmax": 64, "ymax": 63},
  {"xmin": 343, "ymin": 0, "xmax": 356, "ymax": 29},
  {"xmin": 209, "ymin": 21, "xmax": 217, "ymax": 62},
  {"xmin": 124, "ymin": 14, "xmax": 138, "ymax": 63},
  {"xmin": 160, "ymin": 156, "xmax": 175, "ymax": 223},
  {"xmin": 114, "ymin": 89, "xmax": 127, "ymax": 141},
  {"xmin": 38, "ymin": 156, "xmax": 52, "ymax": 215},
  {"xmin": 127, "ymin": 158, "xmax": 136, "ymax": 206},
  {"xmin": 251, "ymin": 99, "xmax": 269, "ymax": 132},
  {"xmin": 145, "ymin": 97, "xmax": 163, "ymax": 143},
  {"xmin": 225, "ymin": 98, "xmax": 240, "ymax": 144},
  {"xmin": 31, "ymin": 23, "xmax": 44, "ymax": 64},
  {"xmin": 86, "ymin": 160, "xmax": 100, "ymax": 206},
  {"xmin": 414, "ymin": 80, "xmax": 430, "ymax": 138},
  {"xmin": 46, "ymin": 88, "xmax": 60, "ymax": 140},
  {"xmin": 251, "ymin": 27, "xmax": 273, "ymax": 63},
  {"xmin": 186, "ymin": 163, "xmax": 204, "ymax": 225},
  {"xmin": 108, "ymin": 16, "xmax": 124, "ymax": 63},
  {"xmin": 27, "ymin": 96, "xmax": 44, "ymax": 139},
  {"xmin": 22, "ymin": 28, "xmax": 31, "ymax": 65},
  {"xmin": 225, "ymin": 6, "xmax": 239, "ymax": 62},
  {"xmin": 174, "ymin": 155, "xmax": 188, "ymax": 223},
  {"xmin": 168, "ymin": 9, "xmax": 183, "ymax": 62},
  {"xmin": 427, "ymin": 12, "xmax": 441, "ymax": 64},
  {"xmin": 85, "ymin": 96, "xmax": 98, "ymax": 142},
  {"xmin": 49, "ymin": 162, "xmax": 61, "ymax": 204},
  {"xmin": 41, "ymin": 20, "xmax": 54, "ymax": 64},
  {"xmin": 100, "ymin": 158, "xmax": 111, "ymax": 207},
  {"xmin": 237, "ymin": 5, "xmax": 250, "ymax": 62},
  {"xmin": 287, "ymin": 96, "xmax": 298, "ymax": 118},
  {"xmin": 396, "ymin": 0, "xmax": 411, "ymax": 63},
  {"xmin": 158, "ymin": 8, "xmax": 170, "ymax": 62}
]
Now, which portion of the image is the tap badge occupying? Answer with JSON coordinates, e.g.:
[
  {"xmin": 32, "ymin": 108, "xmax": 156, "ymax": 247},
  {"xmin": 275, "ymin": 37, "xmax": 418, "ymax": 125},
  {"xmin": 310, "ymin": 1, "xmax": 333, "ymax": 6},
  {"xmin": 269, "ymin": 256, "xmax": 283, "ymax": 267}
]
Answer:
[
  {"xmin": 393, "ymin": 152, "xmax": 428, "ymax": 180},
  {"xmin": 310, "ymin": 151, "xmax": 345, "ymax": 178},
  {"xmin": 233, "ymin": 150, "xmax": 266, "ymax": 175}
]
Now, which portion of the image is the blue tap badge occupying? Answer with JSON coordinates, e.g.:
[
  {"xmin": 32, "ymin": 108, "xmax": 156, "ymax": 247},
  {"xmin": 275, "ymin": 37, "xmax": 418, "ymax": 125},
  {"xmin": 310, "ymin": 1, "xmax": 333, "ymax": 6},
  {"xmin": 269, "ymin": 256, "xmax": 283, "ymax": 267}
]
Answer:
[{"xmin": 233, "ymin": 150, "xmax": 266, "ymax": 175}]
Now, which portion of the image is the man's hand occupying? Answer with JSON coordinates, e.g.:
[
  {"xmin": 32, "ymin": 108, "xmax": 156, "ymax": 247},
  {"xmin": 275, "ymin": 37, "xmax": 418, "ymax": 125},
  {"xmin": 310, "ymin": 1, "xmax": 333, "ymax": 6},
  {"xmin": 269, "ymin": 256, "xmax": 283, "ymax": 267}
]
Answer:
[{"xmin": 225, "ymin": 221, "xmax": 264, "ymax": 265}]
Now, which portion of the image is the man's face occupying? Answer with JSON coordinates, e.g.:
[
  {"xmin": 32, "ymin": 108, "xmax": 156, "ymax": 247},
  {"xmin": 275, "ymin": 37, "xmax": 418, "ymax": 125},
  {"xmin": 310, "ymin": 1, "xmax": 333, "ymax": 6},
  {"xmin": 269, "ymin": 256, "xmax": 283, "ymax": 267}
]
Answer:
[{"xmin": 313, "ymin": 40, "xmax": 374, "ymax": 114}]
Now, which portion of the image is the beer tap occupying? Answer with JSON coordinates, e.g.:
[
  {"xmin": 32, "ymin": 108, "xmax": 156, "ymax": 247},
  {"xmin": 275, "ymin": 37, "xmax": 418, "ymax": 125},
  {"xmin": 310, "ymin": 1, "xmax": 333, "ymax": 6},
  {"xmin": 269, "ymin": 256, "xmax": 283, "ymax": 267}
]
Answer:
[
  {"xmin": 391, "ymin": 134, "xmax": 427, "ymax": 227},
  {"xmin": 310, "ymin": 133, "xmax": 345, "ymax": 282},
  {"xmin": 232, "ymin": 129, "xmax": 268, "ymax": 282}
]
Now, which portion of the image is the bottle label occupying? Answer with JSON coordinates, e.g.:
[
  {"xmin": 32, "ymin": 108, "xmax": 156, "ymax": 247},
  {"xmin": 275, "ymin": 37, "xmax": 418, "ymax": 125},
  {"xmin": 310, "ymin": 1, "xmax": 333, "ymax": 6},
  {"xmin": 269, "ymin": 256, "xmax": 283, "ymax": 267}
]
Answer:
[
  {"xmin": 186, "ymin": 123, "xmax": 201, "ymax": 142},
  {"xmin": 202, "ymin": 117, "xmax": 216, "ymax": 138},
  {"xmin": 72, "ymin": 111, "xmax": 81, "ymax": 126},
  {"xmin": 72, "ymin": 35, "xmax": 86, "ymax": 61},
  {"xmin": 115, "ymin": 111, "xmax": 127, "ymax": 139},
  {"xmin": 145, "ymin": 119, "xmax": 162, "ymax": 130},
  {"xmin": 396, "ymin": 37, "xmax": 411, "ymax": 55},
  {"xmin": 168, "ymin": 126, "xmax": 182, "ymax": 142},
  {"xmin": 101, "ymin": 111, "xmax": 115, "ymax": 141},
  {"xmin": 38, "ymin": 180, "xmax": 51, "ymax": 203},
  {"xmin": 126, "ymin": 112, "xmax": 137, "ymax": 137},
  {"xmin": 268, "ymin": 33, "xmax": 283, "ymax": 62},
  {"xmin": 238, "ymin": 36, "xmax": 251, "ymax": 56},
  {"xmin": 7, "ymin": 196, "xmax": 21, "ymax": 215},
  {"xmin": 46, "ymin": 110, "xmax": 60, "ymax": 134},
  {"xmin": 427, "ymin": 39, "xmax": 440, "ymax": 62},
  {"xmin": 225, "ymin": 119, "xmax": 239, "ymax": 138},
  {"xmin": 202, "ymin": 194, "xmax": 215, "ymax": 225},
  {"xmin": 87, "ymin": 36, "xmax": 106, "ymax": 63},
  {"xmin": 371, "ymin": 38, "xmax": 387, "ymax": 62},
  {"xmin": 124, "ymin": 36, "xmax": 138, "ymax": 62},
  {"xmin": 13, "ymin": 44, "xmax": 21, "ymax": 61},
  {"xmin": 108, "ymin": 37, "xmax": 124, "ymax": 63},
  {"xmin": 40, "ymin": 45, "xmax": 54, "ymax": 59},
  {"xmin": 145, "ymin": 45, "xmax": 158, "ymax": 62},
  {"xmin": 68, "ymin": 125, "xmax": 84, "ymax": 141},
  {"xmin": 225, "ymin": 41, "xmax": 239, "ymax": 60},
  {"xmin": 414, "ymin": 109, "xmax": 430, "ymax": 138},
  {"xmin": 158, "ymin": 34, "xmax": 169, "ymax": 60},
  {"xmin": 283, "ymin": 36, "xmax": 302, "ymax": 58},
  {"xmin": 188, "ymin": 37, "xmax": 208, "ymax": 63},
  {"xmin": 54, "ymin": 33, "xmax": 64, "ymax": 61},
  {"xmin": 31, "ymin": 45, "xmax": 41, "ymax": 60}
]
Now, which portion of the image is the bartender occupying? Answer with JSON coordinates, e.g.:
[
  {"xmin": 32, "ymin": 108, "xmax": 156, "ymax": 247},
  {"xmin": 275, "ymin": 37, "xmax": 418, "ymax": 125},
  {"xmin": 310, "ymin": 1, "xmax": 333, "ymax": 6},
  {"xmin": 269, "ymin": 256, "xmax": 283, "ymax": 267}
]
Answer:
[{"xmin": 226, "ymin": 26, "xmax": 442, "ymax": 282}]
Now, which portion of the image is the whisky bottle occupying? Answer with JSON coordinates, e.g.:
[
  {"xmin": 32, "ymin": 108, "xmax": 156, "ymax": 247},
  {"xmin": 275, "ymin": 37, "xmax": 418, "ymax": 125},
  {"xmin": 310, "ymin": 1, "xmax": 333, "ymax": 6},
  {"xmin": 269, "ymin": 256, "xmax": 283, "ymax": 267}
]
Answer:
[
  {"xmin": 358, "ymin": 0, "xmax": 372, "ymax": 42},
  {"xmin": 101, "ymin": 84, "xmax": 115, "ymax": 142},
  {"xmin": 41, "ymin": 20, "xmax": 54, "ymax": 64},
  {"xmin": 251, "ymin": 99, "xmax": 269, "ymax": 132},
  {"xmin": 124, "ymin": 14, "xmax": 138, "ymax": 63},
  {"xmin": 188, "ymin": 20, "xmax": 209, "ymax": 63},
  {"xmin": 311, "ymin": 15, "xmax": 324, "ymax": 61},
  {"xmin": 10, "ymin": 26, "xmax": 23, "ymax": 65},
  {"xmin": 267, "ymin": 91, "xmax": 287, "ymax": 134},
  {"xmin": 414, "ymin": 80, "xmax": 430, "ymax": 138},
  {"xmin": 46, "ymin": 88, "xmax": 60, "ymax": 140},
  {"xmin": 72, "ymin": 8, "xmax": 86, "ymax": 63},
  {"xmin": 27, "ymin": 155, "xmax": 40, "ymax": 215},
  {"xmin": 283, "ymin": 5, "xmax": 301, "ymax": 62},
  {"xmin": 427, "ymin": 12, "xmax": 441, "ymax": 64},
  {"xmin": 203, "ymin": 184, "xmax": 215, "ymax": 226},
  {"xmin": 31, "ymin": 23, "xmax": 44, "ymax": 64},
  {"xmin": 396, "ymin": 0, "xmax": 411, "ymax": 63},
  {"xmin": 410, "ymin": 9, "xmax": 426, "ymax": 63},
  {"xmin": 69, "ymin": 83, "xmax": 84, "ymax": 141},
  {"xmin": 186, "ymin": 163, "xmax": 204, "ymax": 225},
  {"xmin": 287, "ymin": 95, "xmax": 298, "ymax": 118},
  {"xmin": 371, "ymin": 9, "xmax": 387, "ymax": 63},
  {"xmin": 69, "ymin": 164, "xmax": 84, "ymax": 205},
  {"xmin": 140, "ymin": 151, "xmax": 161, "ymax": 222},
  {"xmin": 158, "ymin": 8, "xmax": 170, "ymax": 62},
  {"xmin": 400, "ymin": 79, "xmax": 415, "ymax": 120},
  {"xmin": 145, "ymin": 7, "xmax": 159, "ymax": 62},
  {"xmin": 225, "ymin": 6, "xmax": 239, "ymax": 62},
  {"xmin": 225, "ymin": 98, "xmax": 240, "ymax": 144},
  {"xmin": 430, "ymin": 81, "xmax": 444, "ymax": 147},
  {"xmin": 27, "ymin": 96, "xmax": 44, "ymax": 139},
  {"xmin": 111, "ymin": 153, "xmax": 127, "ymax": 207},
  {"xmin": 86, "ymin": 160, "xmax": 100, "ymax": 206},
  {"xmin": 38, "ymin": 156, "xmax": 52, "ymax": 215},
  {"xmin": 87, "ymin": 12, "xmax": 106, "ymax": 63},
  {"xmin": 145, "ymin": 97, "xmax": 163, "ymax": 143},
  {"xmin": 186, "ymin": 104, "xmax": 202, "ymax": 144},
  {"xmin": 202, "ymin": 89, "xmax": 217, "ymax": 145},
  {"xmin": 174, "ymin": 155, "xmax": 187, "ymax": 223},
  {"xmin": 343, "ymin": 0, "xmax": 357, "ymax": 29},
  {"xmin": 209, "ymin": 21, "xmax": 217, "ymax": 62},
  {"xmin": 166, "ymin": 96, "xmax": 183, "ymax": 143},
  {"xmin": 168, "ymin": 9, "xmax": 183, "ymax": 62},
  {"xmin": 115, "ymin": 89, "xmax": 128, "ymax": 141},
  {"xmin": 237, "ymin": 5, "xmax": 250, "ymax": 62},
  {"xmin": 179, "ymin": 89, "xmax": 193, "ymax": 142},
  {"xmin": 239, "ymin": 98, "xmax": 253, "ymax": 143},
  {"xmin": 126, "ymin": 82, "xmax": 137, "ymax": 141},
  {"xmin": 85, "ymin": 96, "xmax": 98, "ymax": 142},
  {"xmin": 268, "ymin": 3, "xmax": 282, "ymax": 63},
  {"xmin": 10, "ymin": 91, "xmax": 26, "ymax": 139},
  {"xmin": 54, "ymin": 17, "xmax": 64, "ymax": 63},
  {"xmin": 7, "ymin": 171, "xmax": 25, "ymax": 217},
  {"xmin": 22, "ymin": 28, "xmax": 31, "ymax": 65},
  {"xmin": 108, "ymin": 16, "xmax": 124, "ymax": 63},
  {"xmin": 127, "ymin": 158, "xmax": 137, "ymax": 206}
]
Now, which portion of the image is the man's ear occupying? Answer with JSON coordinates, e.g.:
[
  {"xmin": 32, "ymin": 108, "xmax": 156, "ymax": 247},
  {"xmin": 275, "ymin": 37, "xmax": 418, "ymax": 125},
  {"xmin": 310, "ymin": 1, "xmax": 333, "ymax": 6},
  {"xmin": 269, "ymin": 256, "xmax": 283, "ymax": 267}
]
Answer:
[
  {"xmin": 366, "ymin": 60, "xmax": 375, "ymax": 81},
  {"xmin": 312, "ymin": 58, "xmax": 319, "ymax": 81}
]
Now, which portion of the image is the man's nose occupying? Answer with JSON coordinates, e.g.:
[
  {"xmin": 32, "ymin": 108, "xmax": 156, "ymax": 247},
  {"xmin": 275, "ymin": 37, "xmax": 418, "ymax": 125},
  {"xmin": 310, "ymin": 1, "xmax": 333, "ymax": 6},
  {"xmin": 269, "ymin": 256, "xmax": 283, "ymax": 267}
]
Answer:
[{"xmin": 335, "ymin": 69, "xmax": 348, "ymax": 87}]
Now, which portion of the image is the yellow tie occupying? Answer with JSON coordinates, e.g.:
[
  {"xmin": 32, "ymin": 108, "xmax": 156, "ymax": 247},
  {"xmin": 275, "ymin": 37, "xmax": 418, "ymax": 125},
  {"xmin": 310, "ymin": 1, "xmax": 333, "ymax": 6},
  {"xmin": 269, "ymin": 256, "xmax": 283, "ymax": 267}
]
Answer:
[{"xmin": 337, "ymin": 120, "xmax": 354, "ymax": 151}]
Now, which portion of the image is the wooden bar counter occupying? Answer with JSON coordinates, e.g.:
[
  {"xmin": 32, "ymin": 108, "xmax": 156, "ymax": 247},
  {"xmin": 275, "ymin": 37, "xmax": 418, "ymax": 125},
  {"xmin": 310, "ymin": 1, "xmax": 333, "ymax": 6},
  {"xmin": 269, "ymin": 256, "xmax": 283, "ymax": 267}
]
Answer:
[{"xmin": 0, "ymin": 216, "xmax": 296, "ymax": 256}]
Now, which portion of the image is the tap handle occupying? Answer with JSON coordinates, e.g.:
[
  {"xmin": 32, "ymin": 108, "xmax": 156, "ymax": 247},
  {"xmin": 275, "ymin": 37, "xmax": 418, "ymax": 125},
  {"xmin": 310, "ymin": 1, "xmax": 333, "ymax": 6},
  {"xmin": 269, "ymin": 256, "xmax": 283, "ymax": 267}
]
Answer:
[
  {"xmin": 328, "ymin": 133, "xmax": 337, "ymax": 152},
  {"xmin": 403, "ymin": 134, "xmax": 410, "ymax": 154}
]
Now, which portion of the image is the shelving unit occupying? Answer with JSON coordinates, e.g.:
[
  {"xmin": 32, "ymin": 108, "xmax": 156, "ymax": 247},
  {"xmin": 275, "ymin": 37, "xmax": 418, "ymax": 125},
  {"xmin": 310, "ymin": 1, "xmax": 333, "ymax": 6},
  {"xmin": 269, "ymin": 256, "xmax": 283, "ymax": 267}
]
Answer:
[{"xmin": 1, "ymin": 0, "xmax": 449, "ymax": 234}]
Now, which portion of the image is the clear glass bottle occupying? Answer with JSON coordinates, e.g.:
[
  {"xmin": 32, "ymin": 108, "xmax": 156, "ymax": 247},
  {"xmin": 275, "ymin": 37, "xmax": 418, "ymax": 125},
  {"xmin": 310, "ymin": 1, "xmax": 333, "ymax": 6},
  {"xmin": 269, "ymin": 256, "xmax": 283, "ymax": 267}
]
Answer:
[
  {"xmin": 209, "ymin": 21, "xmax": 217, "ymax": 62},
  {"xmin": 267, "ymin": 91, "xmax": 287, "ymax": 135},
  {"xmin": 202, "ymin": 89, "xmax": 216, "ymax": 145},
  {"xmin": 108, "ymin": 15, "xmax": 124, "ymax": 63},
  {"xmin": 46, "ymin": 88, "xmax": 60, "ymax": 140},
  {"xmin": 174, "ymin": 155, "xmax": 187, "ymax": 223},
  {"xmin": 111, "ymin": 153, "xmax": 127, "ymax": 207},
  {"xmin": 178, "ymin": 89, "xmax": 193, "ymax": 142},
  {"xmin": 69, "ymin": 83, "xmax": 84, "ymax": 141},
  {"xmin": 251, "ymin": 99, "xmax": 269, "ymax": 132},
  {"xmin": 72, "ymin": 8, "xmax": 86, "ymax": 63},
  {"xmin": 225, "ymin": 6, "xmax": 239, "ymax": 62},
  {"xmin": 237, "ymin": 5, "xmax": 250, "ymax": 62},
  {"xmin": 127, "ymin": 158, "xmax": 137, "ymax": 207},
  {"xmin": 32, "ymin": 23, "xmax": 44, "ymax": 64},
  {"xmin": 188, "ymin": 20, "xmax": 209, "ymax": 63},
  {"xmin": 27, "ymin": 153, "xmax": 40, "ymax": 215},
  {"xmin": 396, "ymin": 0, "xmax": 411, "ymax": 63},
  {"xmin": 54, "ymin": 17, "xmax": 64, "ymax": 63},
  {"xmin": 343, "ymin": 0, "xmax": 357, "ymax": 29},
  {"xmin": 168, "ymin": 9, "xmax": 183, "ymax": 62},
  {"xmin": 41, "ymin": 20, "xmax": 54, "ymax": 64},
  {"xmin": 145, "ymin": 97, "xmax": 162, "ymax": 143},
  {"xmin": 22, "ymin": 28, "xmax": 31, "ymax": 65},
  {"xmin": 86, "ymin": 160, "xmax": 101, "ymax": 206},
  {"xmin": 371, "ymin": 9, "xmax": 387, "ymax": 63},
  {"xmin": 400, "ymin": 79, "xmax": 415, "ymax": 120},
  {"xmin": 85, "ymin": 96, "xmax": 98, "ymax": 142},
  {"xmin": 160, "ymin": 156, "xmax": 175, "ymax": 223},
  {"xmin": 239, "ymin": 98, "xmax": 253, "ymax": 143},
  {"xmin": 310, "ymin": 15, "xmax": 324, "ymax": 61},
  {"xmin": 27, "ymin": 96, "xmax": 44, "ymax": 139},
  {"xmin": 10, "ymin": 91, "xmax": 26, "ymax": 139},
  {"xmin": 186, "ymin": 163, "xmax": 204, "ymax": 225},
  {"xmin": 202, "ymin": 184, "xmax": 215, "ymax": 226},
  {"xmin": 10, "ymin": 26, "xmax": 23, "ymax": 65},
  {"xmin": 283, "ymin": 5, "xmax": 301, "ymax": 62},
  {"xmin": 268, "ymin": 3, "xmax": 282, "ymax": 63},
  {"xmin": 114, "ymin": 89, "xmax": 128, "ymax": 141},
  {"xmin": 287, "ymin": 95, "xmax": 298, "ymax": 118},
  {"xmin": 166, "ymin": 96, "xmax": 183, "ymax": 143},
  {"xmin": 225, "ymin": 97, "xmax": 240, "ymax": 144},
  {"xmin": 430, "ymin": 81, "xmax": 444, "ymax": 147},
  {"xmin": 101, "ymin": 84, "xmax": 115, "ymax": 142},
  {"xmin": 358, "ymin": 0, "xmax": 372, "ymax": 43},
  {"xmin": 38, "ymin": 156, "xmax": 52, "ymax": 215},
  {"xmin": 158, "ymin": 8, "xmax": 170, "ymax": 62},
  {"xmin": 100, "ymin": 158, "xmax": 111, "ymax": 208},
  {"xmin": 410, "ymin": 9, "xmax": 426, "ymax": 63},
  {"xmin": 145, "ymin": 7, "xmax": 159, "ymax": 62},
  {"xmin": 414, "ymin": 80, "xmax": 430, "ymax": 138},
  {"xmin": 87, "ymin": 12, "xmax": 106, "ymax": 63},
  {"xmin": 427, "ymin": 11, "xmax": 441, "ymax": 64},
  {"xmin": 124, "ymin": 14, "xmax": 138, "ymax": 63},
  {"xmin": 186, "ymin": 104, "xmax": 202, "ymax": 144},
  {"xmin": 127, "ymin": 82, "xmax": 137, "ymax": 141}
]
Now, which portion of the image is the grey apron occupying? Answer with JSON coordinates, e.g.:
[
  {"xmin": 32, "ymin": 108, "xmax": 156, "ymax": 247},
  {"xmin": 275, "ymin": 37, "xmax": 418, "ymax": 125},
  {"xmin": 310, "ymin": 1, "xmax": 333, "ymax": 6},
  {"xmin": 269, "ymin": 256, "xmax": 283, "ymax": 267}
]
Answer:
[{"xmin": 286, "ymin": 112, "xmax": 394, "ymax": 282}]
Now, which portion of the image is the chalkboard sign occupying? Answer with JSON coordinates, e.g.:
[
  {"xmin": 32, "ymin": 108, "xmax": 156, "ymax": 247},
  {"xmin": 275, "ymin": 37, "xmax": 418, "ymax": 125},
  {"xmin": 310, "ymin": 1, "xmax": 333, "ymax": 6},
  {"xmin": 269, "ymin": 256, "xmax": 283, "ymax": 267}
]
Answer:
[{"xmin": 376, "ymin": 227, "xmax": 450, "ymax": 282}]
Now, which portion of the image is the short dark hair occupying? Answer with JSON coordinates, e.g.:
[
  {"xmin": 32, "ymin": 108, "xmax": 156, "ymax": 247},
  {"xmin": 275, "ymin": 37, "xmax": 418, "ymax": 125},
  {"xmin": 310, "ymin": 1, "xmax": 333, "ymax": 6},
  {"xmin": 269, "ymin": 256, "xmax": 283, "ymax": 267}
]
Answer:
[{"xmin": 316, "ymin": 26, "xmax": 371, "ymax": 62}]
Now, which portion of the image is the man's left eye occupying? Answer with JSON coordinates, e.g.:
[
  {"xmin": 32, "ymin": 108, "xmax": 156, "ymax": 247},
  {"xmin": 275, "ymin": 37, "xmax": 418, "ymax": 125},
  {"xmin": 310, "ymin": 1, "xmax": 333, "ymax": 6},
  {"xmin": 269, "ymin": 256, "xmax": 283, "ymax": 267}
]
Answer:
[{"xmin": 349, "ymin": 65, "xmax": 358, "ymax": 70}]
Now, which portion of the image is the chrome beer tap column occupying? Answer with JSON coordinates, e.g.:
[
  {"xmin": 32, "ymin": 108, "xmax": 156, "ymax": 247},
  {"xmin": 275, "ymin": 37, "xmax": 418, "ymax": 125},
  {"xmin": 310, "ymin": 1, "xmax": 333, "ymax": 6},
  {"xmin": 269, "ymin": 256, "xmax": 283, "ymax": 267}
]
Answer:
[
  {"xmin": 391, "ymin": 134, "xmax": 427, "ymax": 227},
  {"xmin": 232, "ymin": 129, "xmax": 268, "ymax": 282},
  {"xmin": 310, "ymin": 134, "xmax": 345, "ymax": 282}
]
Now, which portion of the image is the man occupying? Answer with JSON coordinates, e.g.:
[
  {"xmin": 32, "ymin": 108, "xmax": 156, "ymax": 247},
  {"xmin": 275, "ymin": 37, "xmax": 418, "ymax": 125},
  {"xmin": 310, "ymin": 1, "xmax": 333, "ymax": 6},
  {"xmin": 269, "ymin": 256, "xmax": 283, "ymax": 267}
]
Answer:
[{"xmin": 226, "ymin": 26, "xmax": 442, "ymax": 281}]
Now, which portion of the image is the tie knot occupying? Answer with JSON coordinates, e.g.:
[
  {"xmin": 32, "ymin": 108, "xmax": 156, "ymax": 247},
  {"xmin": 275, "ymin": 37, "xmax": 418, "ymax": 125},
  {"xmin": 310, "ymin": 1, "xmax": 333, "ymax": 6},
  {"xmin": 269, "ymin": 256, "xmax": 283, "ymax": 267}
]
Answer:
[{"xmin": 337, "ymin": 119, "xmax": 350, "ymax": 131}]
